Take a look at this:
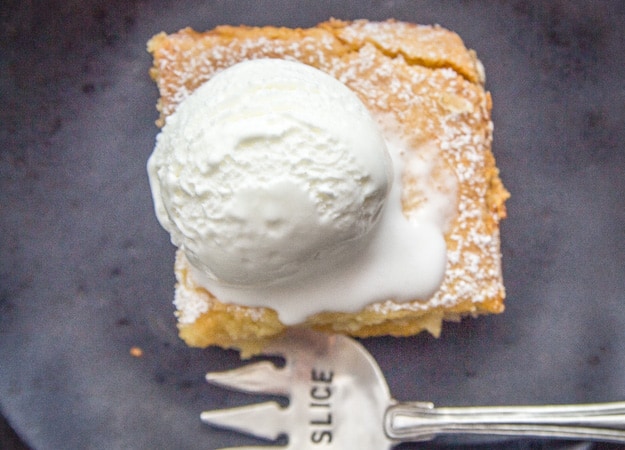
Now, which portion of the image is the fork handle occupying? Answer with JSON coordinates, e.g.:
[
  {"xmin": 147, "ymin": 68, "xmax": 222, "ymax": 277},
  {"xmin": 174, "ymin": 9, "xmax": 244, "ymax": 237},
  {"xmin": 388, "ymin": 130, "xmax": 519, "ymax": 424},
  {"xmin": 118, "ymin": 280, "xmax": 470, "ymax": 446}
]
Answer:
[{"xmin": 385, "ymin": 400, "xmax": 625, "ymax": 443}]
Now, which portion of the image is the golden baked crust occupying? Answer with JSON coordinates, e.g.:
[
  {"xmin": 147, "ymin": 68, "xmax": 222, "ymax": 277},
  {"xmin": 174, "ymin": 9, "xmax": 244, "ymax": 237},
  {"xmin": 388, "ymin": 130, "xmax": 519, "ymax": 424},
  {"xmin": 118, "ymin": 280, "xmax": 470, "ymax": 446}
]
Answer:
[{"xmin": 148, "ymin": 19, "xmax": 509, "ymax": 356}]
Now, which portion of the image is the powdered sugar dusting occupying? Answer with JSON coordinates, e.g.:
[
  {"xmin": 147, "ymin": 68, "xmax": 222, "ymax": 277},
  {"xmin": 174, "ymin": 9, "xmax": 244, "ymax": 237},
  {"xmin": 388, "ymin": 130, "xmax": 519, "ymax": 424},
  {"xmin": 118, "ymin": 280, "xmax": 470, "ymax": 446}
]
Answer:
[{"xmin": 173, "ymin": 274, "xmax": 209, "ymax": 324}]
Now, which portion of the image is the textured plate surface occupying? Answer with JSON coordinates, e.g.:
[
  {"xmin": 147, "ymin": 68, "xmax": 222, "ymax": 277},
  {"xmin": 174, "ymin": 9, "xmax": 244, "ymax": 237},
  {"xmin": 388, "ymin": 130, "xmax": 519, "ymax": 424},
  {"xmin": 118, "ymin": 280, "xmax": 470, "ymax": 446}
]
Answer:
[{"xmin": 1, "ymin": 1, "xmax": 625, "ymax": 449}]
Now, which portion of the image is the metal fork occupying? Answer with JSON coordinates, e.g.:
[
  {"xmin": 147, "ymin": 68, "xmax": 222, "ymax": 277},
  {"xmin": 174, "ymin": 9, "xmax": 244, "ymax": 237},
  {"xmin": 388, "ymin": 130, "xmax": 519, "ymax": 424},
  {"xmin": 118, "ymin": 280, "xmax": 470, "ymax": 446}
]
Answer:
[{"xmin": 201, "ymin": 328, "xmax": 625, "ymax": 449}]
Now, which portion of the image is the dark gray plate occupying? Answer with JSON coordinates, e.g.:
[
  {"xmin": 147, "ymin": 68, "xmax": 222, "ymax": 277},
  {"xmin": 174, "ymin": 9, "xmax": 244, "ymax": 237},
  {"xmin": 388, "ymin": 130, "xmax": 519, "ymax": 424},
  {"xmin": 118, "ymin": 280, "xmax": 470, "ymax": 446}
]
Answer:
[{"xmin": 2, "ymin": 1, "xmax": 625, "ymax": 449}]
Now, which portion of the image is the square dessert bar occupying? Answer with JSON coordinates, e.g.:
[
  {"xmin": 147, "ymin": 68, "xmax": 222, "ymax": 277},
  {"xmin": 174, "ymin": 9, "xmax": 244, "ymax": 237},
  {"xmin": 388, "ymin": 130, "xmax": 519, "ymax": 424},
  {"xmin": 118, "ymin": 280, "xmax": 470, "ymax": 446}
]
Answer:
[{"xmin": 148, "ymin": 19, "xmax": 509, "ymax": 355}]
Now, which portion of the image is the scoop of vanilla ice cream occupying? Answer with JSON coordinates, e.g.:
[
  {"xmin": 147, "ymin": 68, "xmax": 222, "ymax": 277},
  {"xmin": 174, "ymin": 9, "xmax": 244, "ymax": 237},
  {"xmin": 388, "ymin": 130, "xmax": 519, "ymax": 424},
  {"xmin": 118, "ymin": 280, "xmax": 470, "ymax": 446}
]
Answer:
[{"xmin": 148, "ymin": 59, "xmax": 392, "ymax": 286}]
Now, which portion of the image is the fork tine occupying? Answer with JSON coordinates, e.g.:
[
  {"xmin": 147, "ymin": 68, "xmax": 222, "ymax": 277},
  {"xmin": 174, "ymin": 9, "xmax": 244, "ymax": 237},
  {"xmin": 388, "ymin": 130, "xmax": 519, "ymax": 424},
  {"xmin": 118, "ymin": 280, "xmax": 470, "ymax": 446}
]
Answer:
[
  {"xmin": 205, "ymin": 361, "xmax": 290, "ymax": 396},
  {"xmin": 201, "ymin": 401, "xmax": 289, "ymax": 441}
]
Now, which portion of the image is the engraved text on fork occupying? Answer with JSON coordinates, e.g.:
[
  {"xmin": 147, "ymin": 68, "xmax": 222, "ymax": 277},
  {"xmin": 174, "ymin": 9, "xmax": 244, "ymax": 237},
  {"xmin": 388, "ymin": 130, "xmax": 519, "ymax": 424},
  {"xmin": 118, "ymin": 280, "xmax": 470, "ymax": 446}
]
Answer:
[{"xmin": 309, "ymin": 368, "xmax": 334, "ymax": 444}]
